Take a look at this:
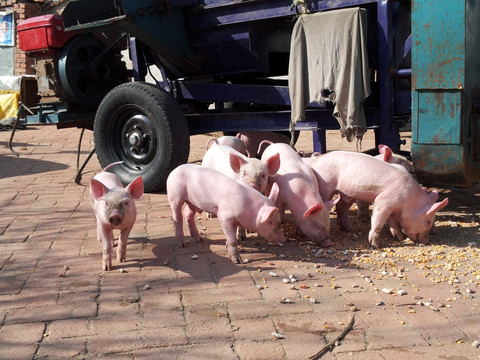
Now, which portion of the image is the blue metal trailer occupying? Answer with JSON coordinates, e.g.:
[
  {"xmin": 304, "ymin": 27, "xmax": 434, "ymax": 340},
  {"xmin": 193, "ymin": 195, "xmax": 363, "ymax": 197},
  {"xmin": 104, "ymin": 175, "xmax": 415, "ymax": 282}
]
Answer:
[{"xmin": 16, "ymin": 0, "xmax": 478, "ymax": 191}]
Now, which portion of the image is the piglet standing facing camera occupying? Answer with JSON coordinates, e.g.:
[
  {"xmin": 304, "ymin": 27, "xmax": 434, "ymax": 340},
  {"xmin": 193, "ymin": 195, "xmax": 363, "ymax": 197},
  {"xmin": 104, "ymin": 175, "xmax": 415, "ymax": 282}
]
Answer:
[{"xmin": 90, "ymin": 162, "xmax": 144, "ymax": 271}]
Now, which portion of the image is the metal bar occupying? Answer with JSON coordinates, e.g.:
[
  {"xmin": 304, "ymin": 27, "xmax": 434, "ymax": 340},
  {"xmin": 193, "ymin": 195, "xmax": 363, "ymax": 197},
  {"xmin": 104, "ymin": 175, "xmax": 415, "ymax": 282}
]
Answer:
[
  {"xmin": 393, "ymin": 68, "xmax": 411, "ymax": 77},
  {"xmin": 376, "ymin": 0, "xmax": 400, "ymax": 150},
  {"xmin": 179, "ymin": 82, "xmax": 292, "ymax": 106},
  {"xmin": 185, "ymin": 0, "xmax": 378, "ymax": 30},
  {"xmin": 129, "ymin": 37, "xmax": 146, "ymax": 81},
  {"xmin": 403, "ymin": 33, "xmax": 412, "ymax": 59},
  {"xmin": 186, "ymin": 110, "xmax": 330, "ymax": 134},
  {"xmin": 313, "ymin": 130, "xmax": 327, "ymax": 154},
  {"xmin": 186, "ymin": 107, "xmax": 379, "ymax": 134}
]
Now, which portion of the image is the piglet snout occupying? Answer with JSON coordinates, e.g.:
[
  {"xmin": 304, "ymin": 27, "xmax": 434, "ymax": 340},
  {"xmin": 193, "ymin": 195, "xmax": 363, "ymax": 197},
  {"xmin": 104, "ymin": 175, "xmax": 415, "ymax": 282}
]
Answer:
[
  {"xmin": 109, "ymin": 215, "xmax": 123, "ymax": 226},
  {"xmin": 320, "ymin": 238, "xmax": 333, "ymax": 247},
  {"xmin": 108, "ymin": 208, "xmax": 124, "ymax": 226}
]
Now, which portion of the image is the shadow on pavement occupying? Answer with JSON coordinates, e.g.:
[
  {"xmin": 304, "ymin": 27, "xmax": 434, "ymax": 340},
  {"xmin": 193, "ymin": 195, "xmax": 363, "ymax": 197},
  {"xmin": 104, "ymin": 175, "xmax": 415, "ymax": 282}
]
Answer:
[{"xmin": 0, "ymin": 152, "xmax": 69, "ymax": 179}]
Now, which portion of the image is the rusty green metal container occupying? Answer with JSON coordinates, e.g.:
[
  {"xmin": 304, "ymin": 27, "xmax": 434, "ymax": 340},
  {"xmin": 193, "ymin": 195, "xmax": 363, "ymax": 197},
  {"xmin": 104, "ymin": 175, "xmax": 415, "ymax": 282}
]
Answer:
[{"xmin": 411, "ymin": 0, "xmax": 480, "ymax": 187}]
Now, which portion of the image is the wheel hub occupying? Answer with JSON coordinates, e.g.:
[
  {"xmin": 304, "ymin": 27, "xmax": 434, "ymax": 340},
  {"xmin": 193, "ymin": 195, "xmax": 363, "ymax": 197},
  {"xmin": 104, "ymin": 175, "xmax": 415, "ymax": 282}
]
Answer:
[
  {"xmin": 120, "ymin": 114, "xmax": 155, "ymax": 165},
  {"xmin": 127, "ymin": 128, "xmax": 144, "ymax": 148}
]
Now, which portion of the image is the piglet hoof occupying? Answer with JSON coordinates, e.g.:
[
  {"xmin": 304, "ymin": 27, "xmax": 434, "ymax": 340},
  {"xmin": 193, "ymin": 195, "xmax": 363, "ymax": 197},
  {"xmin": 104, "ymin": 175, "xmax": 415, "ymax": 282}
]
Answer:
[
  {"xmin": 228, "ymin": 249, "xmax": 241, "ymax": 264},
  {"xmin": 103, "ymin": 260, "xmax": 112, "ymax": 271},
  {"xmin": 102, "ymin": 253, "xmax": 112, "ymax": 271},
  {"xmin": 178, "ymin": 238, "xmax": 191, "ymax": 248},
  {"xmin": 178, "ymin": 241, "xmax": 187, "ymax": 249},
  {"xmin": 117, "ymin": 251, "xmax": 126, "ymax": 263}
]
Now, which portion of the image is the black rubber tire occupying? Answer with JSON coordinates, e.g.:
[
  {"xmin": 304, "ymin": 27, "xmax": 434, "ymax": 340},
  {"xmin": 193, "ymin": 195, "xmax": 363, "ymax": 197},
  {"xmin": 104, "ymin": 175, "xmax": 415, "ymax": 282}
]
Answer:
[{"xmin": 93, "ymin": 82, "xmax": 190, "ymax": 192}]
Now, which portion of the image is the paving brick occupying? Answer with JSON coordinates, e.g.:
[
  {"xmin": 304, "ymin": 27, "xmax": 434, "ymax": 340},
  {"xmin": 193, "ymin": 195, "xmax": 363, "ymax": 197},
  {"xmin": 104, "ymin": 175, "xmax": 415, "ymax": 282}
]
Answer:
[
  {"xmin": 5, "ymin": 301, "xmax": 97, "ymax": 324},
  {"xmin": 142, "ymin": 307, "xmax": 185, "ymax": 329},
  {"xmin": 36, "ymin": 337, "xmax": 87, "ymax": 359},
  {"xmin": 281, "ymin": 332, "xmax": 336, "ymax": 360},
  {"xmin": 176, "ymin": 342, "xmax": 238, "ymax": 360},
  {"xmin": 335, "ymin": 349, "xmax": 385, "ymax": 360},
  {"xmin": 45, "ymin": 318, "xmax": 90, "ymax": 339},
  {"xmin": 365, "ymin": 324, "xmax": 428, "ymax": 350},
  {"xmin": 231, "ymin": 317, "xmax": 277, "ymax": 341},
  {"xmin": 449, "ymin": 313, "xmax": 480, "ymax": 341},
  {"xmin": 141, "ymin": 326, "xmax": 189, "ymax": 347},
  {"xmin": 90, "ymin": 314, "xmax": 142, "ymax": 335},
  {"xmin": 182, "ymin": 285, "xmax": 262, "ymax": 307},
  {"xmin": 0, "ymin": 322, "xmax": 45, "ymax": 360},
  {"xmin": 0, "ymin": 344, "xmax": 39, "ymax": 360},
  {"xmin": 87, "ymin": 331, "xmax": 144, "ymax": 355},
  {"xmin": 133, "ymin": 347, "xmax": 180, "ymax": 360},
  {"xmin": 395, "ymin": 305, "xmax": 466, "ymax": 345},
  {"xmin": 234, "ymin": 339, "xmax": 287, "ymax": 360},
  {"xmin": 228, "ymin": 299, "xmax": 313, "ymax": 321},
  {"xmin": 380, "ymin": 343, "xmax": 480, "ymax": 359}
]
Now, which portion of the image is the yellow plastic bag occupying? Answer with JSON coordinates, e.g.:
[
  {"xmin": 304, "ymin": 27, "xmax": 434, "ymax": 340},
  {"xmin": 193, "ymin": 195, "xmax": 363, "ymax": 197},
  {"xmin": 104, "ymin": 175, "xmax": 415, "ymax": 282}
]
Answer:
[{"xmin": 0, "ymin": 90, "xmax": 19, "ymax": 119}]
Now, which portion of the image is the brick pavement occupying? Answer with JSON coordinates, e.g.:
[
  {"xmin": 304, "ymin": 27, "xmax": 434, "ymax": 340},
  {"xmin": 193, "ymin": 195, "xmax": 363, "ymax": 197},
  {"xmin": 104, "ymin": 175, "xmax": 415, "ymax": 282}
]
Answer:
[{"xmin": 0, "ymin": 125, "xmax": 480, "ymax": 359}]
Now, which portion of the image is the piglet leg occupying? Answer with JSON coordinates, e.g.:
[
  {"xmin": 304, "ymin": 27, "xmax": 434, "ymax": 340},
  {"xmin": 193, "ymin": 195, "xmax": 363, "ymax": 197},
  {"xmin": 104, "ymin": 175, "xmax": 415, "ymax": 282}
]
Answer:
[
  {"xmin": 356, "ymin": 200, "xmax": 371, "ymax": 222},
  {"xmin": 236, "ymin": 226, "xmax": 246, "ymax": 241},
  {"xmin": 368, "ymin": 201, "xmax": 394, "ymax": 248},
  {"xmin": 387, "ymin": 216, "xmax": 405, "ymax": 241},
  {"xmin": 184, "ymin": 204, "xmax": 202, "ymax": 243},
  {"xmin": 98, "ymin": 225, "xmax": 114, "ymax": 271},
  {"xmin": 336, "ymin": 199, "xmax": 354, "ymax": 232},
  {"xmin": 219, "ymin": 220, "xmax": 241, "ymax": 263},
  {"xmin": 171, "ymin": 204, "xmax": 187, "ymax": 248},
  {"xmin": 117, "ymin": 227, "xmax": 132, "ymax": 263}
]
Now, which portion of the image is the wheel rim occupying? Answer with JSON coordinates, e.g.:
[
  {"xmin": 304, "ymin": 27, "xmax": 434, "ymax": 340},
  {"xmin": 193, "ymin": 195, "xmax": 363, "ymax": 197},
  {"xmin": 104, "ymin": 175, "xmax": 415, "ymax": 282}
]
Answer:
[{"xmin": 110, "ymin": 105, "xmax": 158, "ymax": 170}]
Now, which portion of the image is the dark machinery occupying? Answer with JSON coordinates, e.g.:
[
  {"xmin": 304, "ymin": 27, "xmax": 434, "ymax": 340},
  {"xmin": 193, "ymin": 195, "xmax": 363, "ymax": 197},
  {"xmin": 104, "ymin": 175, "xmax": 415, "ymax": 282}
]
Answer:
[{"xmin": 16, "ymin": 0, "xmax": 480, "ymax": 191}]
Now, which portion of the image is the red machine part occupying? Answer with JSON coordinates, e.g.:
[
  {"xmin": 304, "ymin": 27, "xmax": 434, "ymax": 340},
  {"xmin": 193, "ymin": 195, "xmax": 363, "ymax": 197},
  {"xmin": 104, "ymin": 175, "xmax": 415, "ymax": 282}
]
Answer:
[{"xmin": 17, "ymin": 14, "xmax": 74, "ymax": 54}]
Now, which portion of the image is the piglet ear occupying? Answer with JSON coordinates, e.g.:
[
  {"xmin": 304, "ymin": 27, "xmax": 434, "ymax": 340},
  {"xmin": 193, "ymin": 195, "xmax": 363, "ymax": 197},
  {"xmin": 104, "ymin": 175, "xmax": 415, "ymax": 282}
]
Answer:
[
  {"xmin": 266, "ymin": 153, "xmax": 281, "ymax": 175},
  {"xmin": 268, "ymin": 182, "xmax": 280, "ymax": 203},
  {"xmin": 324, "ymin": 194, "xmax": 341, "ymax": 210},
  {"xmin": 426, "ymin": 198, "xmax": 449, "ymax": 217},
  {"xmin": 378, "ymin": 144, "xmax": 392, "ymax": 162},
  {"xmin": 304, "ymin": 202, "xmax": 323, "ymax": 218},
  {"xmin": 90, "ymin": 178, "xmax": 109, "ymax": 200},
  {"xmin": 260, "ymin": 206, "xmax": 279, "ymax": 223},
  {"xmin": 229, "ymin": 152, "xmax": 247, "ymax": 173},
  {"xmin": 126, "ymin": 177, "xmax": 144, "ymax": 199}
]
